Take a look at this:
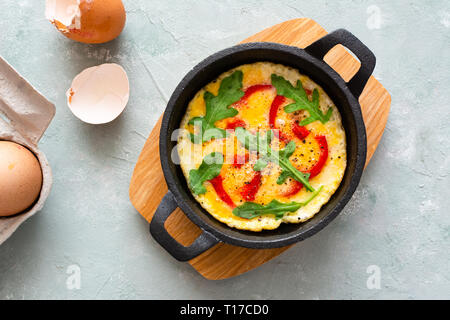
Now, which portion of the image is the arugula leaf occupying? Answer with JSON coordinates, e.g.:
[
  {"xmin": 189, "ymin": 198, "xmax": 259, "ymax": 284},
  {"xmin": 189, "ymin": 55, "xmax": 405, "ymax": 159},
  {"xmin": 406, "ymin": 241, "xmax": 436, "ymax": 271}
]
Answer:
[
  {"xmin": 189, "ymin": 71, "xmax": 244, "ymax": 143},
  {"xmin": 188, "ymin": 152, "xmax": 223, "ymax": 195},
  {"xmin": 253, "ymin": 158, "xmax": 268, "ymax": 171},
  {"xmin": 233, "ymin": 200, "xmax": 301, "ymax": 220},
  {"xmin": 275, "ymin": 141, "xmax": 311, "ymax": 186},
  {"xmin": 271, "ymin": 74, "xmax": 332, "ymax": 125},
  {"xmin": 235, "ymin": 127, "xmax": 314, "ymax": 192},
  {"xmin": 233, "ymin": 186, "xmax": 323, "ymax": 220}
]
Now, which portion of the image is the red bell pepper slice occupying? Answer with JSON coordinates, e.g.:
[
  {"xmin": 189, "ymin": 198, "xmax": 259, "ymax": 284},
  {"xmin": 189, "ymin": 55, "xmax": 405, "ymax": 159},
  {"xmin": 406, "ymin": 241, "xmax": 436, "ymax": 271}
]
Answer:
[
  {"xmin": 239, "ymin": 171, "xmax": 262, "ymax": 202},
  {"xmin": 241, "ymin": 84, "xmax": 274, "ymax": 101},
  {"xmin": 232, "ymin": 84, "xmax": 274, "ymax": 109},
  {"xmin": 269, "ymin": 95, "xmax": 285, "ymax": 129},
  {"xmin": 270, "ymin": 96, "xmax": 311, "ymax": 142},
  {"xmin": 209, "ymin": 175, "xmax": 235, "ymax": 208},
  {"xmin": 226, "ymin": 118, "xmax": 247, "ymax": 130},
  {"xmin": 210, "ymin": 171, "xmax": 263, "ymax": 206},
  {"xmin": 269, "ymin": 95, "xmax": 290, "ymax": 142},
  {"xmin": 281, "ymin": 135, "xmax": 328, "ymax": 197},
  {"xmin": 292, "ymin": 122, "xmax": 310, "ymax": 140},
  {"xmin": 308, "ymin": 135, "xmax": 328, "ymax": 178},
  {"xmin": 282, "ymin": 180, "xmax": 303, "ymax": 197}
]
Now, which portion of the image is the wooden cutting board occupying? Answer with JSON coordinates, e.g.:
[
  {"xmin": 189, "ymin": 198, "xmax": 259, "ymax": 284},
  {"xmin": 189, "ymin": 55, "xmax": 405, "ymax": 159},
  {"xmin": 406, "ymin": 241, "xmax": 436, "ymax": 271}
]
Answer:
[{"xmin": 129, "ymin": 18, "xmax": 391, "ymax": 280}]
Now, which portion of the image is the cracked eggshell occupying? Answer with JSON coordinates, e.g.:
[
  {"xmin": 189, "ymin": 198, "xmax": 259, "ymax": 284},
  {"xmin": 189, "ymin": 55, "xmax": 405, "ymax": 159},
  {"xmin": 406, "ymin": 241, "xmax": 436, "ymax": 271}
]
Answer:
[
  {"xmin": 0, "ymin": 56, "xmax": 55, "ymax": 245},
  {"xmin": 45, "ymin": 0, "xmax": 82, "ymax": 31},
  {"xmin": 45, "ymin": 0, "xmax": 126, "ymax": 44},
  {"xmin": 67, "ymin": 63, "xmax": 129, "ymax": 124}
]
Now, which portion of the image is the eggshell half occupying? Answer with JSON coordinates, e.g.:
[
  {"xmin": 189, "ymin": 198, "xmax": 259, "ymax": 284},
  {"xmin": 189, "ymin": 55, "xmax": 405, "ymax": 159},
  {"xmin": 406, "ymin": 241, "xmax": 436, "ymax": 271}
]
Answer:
[{"xmin": 67, "ymin": 63, "xmax": 130, "ymax": 124}]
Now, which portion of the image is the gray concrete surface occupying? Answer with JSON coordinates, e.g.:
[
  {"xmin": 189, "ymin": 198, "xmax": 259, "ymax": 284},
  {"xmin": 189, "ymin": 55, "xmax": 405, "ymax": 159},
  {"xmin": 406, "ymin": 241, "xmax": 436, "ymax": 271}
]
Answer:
[{"xmin": 0, "ymin": 0, "xmax": 449, "ymax": 299}]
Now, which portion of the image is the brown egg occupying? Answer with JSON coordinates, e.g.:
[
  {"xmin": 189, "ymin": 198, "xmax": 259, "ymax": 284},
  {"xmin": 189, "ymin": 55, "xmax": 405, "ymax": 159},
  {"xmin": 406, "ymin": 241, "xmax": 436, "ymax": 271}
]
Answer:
[
  {"xmin": 46, "ymin": 0, "xmax": 126, "ymax": 44},
  {"xmin": 0, "ymin": 141, "xmax": 43, "ymax": 217}
]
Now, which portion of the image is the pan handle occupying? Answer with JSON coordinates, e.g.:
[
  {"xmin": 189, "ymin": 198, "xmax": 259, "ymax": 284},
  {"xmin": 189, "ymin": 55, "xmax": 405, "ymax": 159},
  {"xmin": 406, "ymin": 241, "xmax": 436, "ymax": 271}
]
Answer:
[
  {"xmin": 150, "ymin": 191, "xmax": 219, "ymax": 261},
  {"xmin": 305, "ymin": 29, "xmax": 376, "ymax": 99}
]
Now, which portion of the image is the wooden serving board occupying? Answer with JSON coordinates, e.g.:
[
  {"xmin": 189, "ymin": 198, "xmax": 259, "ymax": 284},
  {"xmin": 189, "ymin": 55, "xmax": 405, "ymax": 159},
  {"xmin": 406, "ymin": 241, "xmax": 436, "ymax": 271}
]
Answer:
[{"xmin": 129, "ymin": 18, "xmax": 391, "ymax": 280}]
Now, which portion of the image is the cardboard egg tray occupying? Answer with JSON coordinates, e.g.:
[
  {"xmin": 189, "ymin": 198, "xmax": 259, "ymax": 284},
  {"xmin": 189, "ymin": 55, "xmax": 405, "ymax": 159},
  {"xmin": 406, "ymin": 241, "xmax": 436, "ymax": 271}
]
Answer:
[{"xmin": 0, "ymin": 56, "xmax": 55, "ymax": 245}]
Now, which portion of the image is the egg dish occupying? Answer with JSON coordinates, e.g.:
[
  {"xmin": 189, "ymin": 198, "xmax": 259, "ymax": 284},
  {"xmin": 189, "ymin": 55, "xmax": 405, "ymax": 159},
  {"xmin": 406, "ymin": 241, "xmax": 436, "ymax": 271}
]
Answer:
[{"xmin": 177, "ymin": 62, "xmax": 347, "ymax": 231}]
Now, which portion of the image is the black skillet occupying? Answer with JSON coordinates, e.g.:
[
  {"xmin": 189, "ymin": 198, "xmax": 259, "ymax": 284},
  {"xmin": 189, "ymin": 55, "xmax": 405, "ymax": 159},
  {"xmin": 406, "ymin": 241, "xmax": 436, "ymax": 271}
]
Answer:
[{"xmin": 150, "ymin": 29, "xmax": 375, "ymax": 261}]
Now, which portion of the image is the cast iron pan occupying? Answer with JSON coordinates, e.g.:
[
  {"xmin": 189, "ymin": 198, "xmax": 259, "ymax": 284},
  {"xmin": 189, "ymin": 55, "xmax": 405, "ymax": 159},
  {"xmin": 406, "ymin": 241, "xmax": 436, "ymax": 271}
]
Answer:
[{"xmin": 150, "ymin": 29, "xmax": 375, "ymax": 261}]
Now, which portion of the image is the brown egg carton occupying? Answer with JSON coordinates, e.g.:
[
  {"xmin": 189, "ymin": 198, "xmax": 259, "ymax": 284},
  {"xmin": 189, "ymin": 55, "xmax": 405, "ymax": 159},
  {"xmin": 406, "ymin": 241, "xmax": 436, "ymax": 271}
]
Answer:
[{"xmin": 0, "ymin": 56, "xmax": 55, "ymax": 245}]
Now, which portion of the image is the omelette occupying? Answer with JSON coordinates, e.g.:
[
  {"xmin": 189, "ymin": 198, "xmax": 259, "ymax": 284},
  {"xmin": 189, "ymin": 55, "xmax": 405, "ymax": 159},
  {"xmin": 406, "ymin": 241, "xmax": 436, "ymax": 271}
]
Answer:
[{"xmin": 177, "ymin": 62, "xmax": 347, "ymax": 231}]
